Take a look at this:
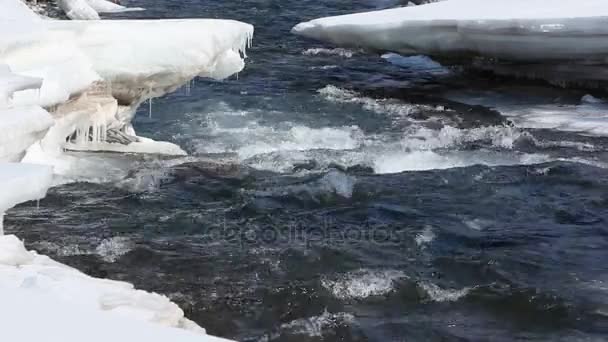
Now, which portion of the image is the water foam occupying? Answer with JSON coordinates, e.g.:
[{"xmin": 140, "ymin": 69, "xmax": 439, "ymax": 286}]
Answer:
[
  {"xmin": 95, "ymin": 236, "xmax": 133, "ymax": 263},
  {"xmin": 302, "ymin": 48, "xmax": 355, "ymax": 58},
  {"xmin": 419, "ymin": 282, "xmax": 472, "ymax": 302},
  {"xmin": 415, "ymin": 226, "xmax": 436, "ymax": 247},
  {"xmin": 279, "ymin": 310, "xmax": 355, "ymax": 338},
  {"xmin": 322, "ymin": 269, "xmax": 407, "ymax": 299},
  {"xmin": 318, "ymin": 85, "xmax": 424, "ymax": 116}
]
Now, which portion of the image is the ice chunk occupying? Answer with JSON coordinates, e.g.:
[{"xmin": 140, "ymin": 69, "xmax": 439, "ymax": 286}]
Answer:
[
  {"xmin": 292, "ymin": 0, "xmax": 608, "ymax": 62},
  {"xmin": 58, "ymin": 0, "xmax": 100, "ymax": 20}
]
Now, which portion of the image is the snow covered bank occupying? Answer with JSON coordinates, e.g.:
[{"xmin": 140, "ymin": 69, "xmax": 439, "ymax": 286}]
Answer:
[
  {"xmin": 0, "ymin": 0, "xmax": 253, "ymax": 339},
  {"xmin": 292, "ymin": 0, "xmax": 608, "ymax": 87},
  {"xmin": 0, "ymin": 235, "xmax": 232, "ymax": 342}
]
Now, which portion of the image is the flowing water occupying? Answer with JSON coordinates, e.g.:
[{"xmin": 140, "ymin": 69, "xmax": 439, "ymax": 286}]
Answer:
[{"xmin": 7, "ymin": 0, "xmax": 608, "ymax": 340}]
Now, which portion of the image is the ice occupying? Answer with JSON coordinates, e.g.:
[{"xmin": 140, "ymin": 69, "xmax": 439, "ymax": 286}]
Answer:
[
  {"xmin": 0, "ymin": 65, "xmax": 43, "ymax": 108},
  {"xmin": 0, "ymin": 0, "xmax": 253, "ymax": 167},
  {"xmin": 0, "ymin": 1, "xmax": 251, "ymax": 340},
  {"xmin": 446, "ymin": 91, "xmax": 608, "ymax": 136},
  {"xmin": 0, "ymin": 163, "xmax": 53, "ymax": 234},
  {"xmin": 84, "ymin": 0, "xmax": 144, "ymax": 14},
  {"xmin": 0, "ymin": 235, "xmax": 233, "ymax": 342},
  {"xmin": 0, "ymin": 106, "xmax": 54, "ymax": 162},
  {"xmin": 44, "ymin": 19, "xmax": 253, "ymax": 127},
  {"xmin": 58, "ymin": 0, "xmax": 144, "ymax": 20},
  {"xmin": 58, "ymin": 0, "xmax": 100, "ymax": 20},
  {"xmin": 292, "ymin": 0, "xmax": 608, "ymax": 62}
]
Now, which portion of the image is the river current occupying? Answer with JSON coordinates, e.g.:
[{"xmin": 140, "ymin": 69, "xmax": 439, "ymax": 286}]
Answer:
[{"xmin": 7, "ymin": 1, "xmax": 608, "ymax": 340}]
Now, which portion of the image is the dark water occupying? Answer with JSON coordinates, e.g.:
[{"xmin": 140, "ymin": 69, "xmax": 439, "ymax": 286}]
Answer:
[{"xmin": 7, "ymin": 1, "xmax": 608, "ymax": 341}]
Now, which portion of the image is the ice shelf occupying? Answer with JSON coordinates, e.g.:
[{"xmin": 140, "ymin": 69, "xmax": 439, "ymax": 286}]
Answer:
[{"xmin": 292, "ymin": 0, "xmax": 608, "ymax": 86}]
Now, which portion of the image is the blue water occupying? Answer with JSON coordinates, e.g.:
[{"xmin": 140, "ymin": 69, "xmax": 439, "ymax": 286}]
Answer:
[{"xmin": 8, "ymin": 1, "xmax": 608, "ymax": 341}]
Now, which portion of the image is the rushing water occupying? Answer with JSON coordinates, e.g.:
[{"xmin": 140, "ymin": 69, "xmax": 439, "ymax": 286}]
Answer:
[{"xmin": 7, "ymin": 0, "xmax": 608, "ymax": 341}]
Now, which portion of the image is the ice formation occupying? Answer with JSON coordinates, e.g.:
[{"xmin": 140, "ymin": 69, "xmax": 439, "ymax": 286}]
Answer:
[
  {"xmin": 0, "ymin": 0, "xmax": 253, "ymax": 166},
  {"xmin": 58, "ymin": 0, "xmax": 144, "ymax": 20},
  {"xmin": 0, "ymin": 0, "xmax": 253, "ymax": 340},
  {"xmin": 292, "ymin": 0, "xmax": 608, "ymax": 86}
]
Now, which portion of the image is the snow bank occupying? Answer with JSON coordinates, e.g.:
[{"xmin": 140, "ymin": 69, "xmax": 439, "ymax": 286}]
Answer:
[
  {"xmin": 0, "ymin": 235, "xmax": 232, "ymax": 341},
  {"xmin": 292, "ymin": 0, "xmax": 608, "ymax": 62}
]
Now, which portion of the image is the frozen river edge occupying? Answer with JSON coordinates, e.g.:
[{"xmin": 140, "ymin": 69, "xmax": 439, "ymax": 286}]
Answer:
[{"xmin": 0, "ymin": 0, "xmax": 253, "ymax": 340}]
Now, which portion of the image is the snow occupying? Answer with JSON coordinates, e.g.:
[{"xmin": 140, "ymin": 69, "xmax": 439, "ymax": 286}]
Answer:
[
  {"xmin": 0, "ymin": 1, "xmax": 253, "ymax": 338},
  {"xmin": 0, "ymin": 163, "xmax": 52, "ymax": 234},
  {"xmin": 58, "ymin": 0, "xmax": 100, "ymax": 20},
  {"xmin": 0, "ymin": 235, "xmax": 232, "ymax": 342},
  {"xmin": 0, "ymin": 65, "xmax": 43, "ymax": 108},
  {"xmin": 0, "ymin": 106, "xmax": 54, "ymax": 162},
  {"xmin": 58, "ymin": 0, "xmax": 144, "ymax": 20},
  {"xmin": 0, "ymin": 2, "xmax": 253, "ymax": 339},
  {"xmin": 292, "ymin": 0, "xmax": 608, "ymax": 62},
  {"xmin": 84, "ymin": 0, "xmax": 144, "ymax": 13},
  {"xmin": 0, "ymin": 0, "xmax": 253, "ymax": 164}
]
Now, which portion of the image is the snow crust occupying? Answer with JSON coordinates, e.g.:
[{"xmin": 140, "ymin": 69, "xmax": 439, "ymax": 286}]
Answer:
[
  {"xmin": 0, "ymin": 235, "xmax": 232, "ymax": 342},
  {"xmin": 292, "ymin": 0, "xmax": 608, "ymax": 62}
]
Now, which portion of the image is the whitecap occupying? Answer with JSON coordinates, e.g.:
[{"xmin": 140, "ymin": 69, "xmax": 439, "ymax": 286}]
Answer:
[
  {"xmin": 280, "ymin": 310, "xmax": 355, "ymax": 337},
  {"xmin": 415, "ymin": 225, "xmax": 436, "ymax": 247},
  {"xmin": 302, "ymin": 48, "xmax": 355, "ymax": 58},
  {"xmin": 322, "ymin": 269, "xmax": 407, "ymax": 299},
  {"xmin": 419, "ymin": 282, "xmax": 472, "ymax": 302},
  {"xmin": 95, "ymin": 237, "xmax": 133, "ymax": 263}
]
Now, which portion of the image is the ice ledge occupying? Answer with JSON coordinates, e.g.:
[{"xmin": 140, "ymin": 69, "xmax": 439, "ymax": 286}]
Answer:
[{"xmin": 292, "ymin": 0, "xmax": 608, "ymax": 87}]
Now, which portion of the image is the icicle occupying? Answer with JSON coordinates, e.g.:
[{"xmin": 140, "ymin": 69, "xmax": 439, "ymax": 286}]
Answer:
[
  {"xmin": 36, "ymin": 199, "xmax": 40, "ymax": 210},
  {"xmin": 148, "ymin": 97, "xmax": 153, "ymax": 119},
  {"xmin": 185, "ymin": 80, "xmax": 191, "ymax": 96}
]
